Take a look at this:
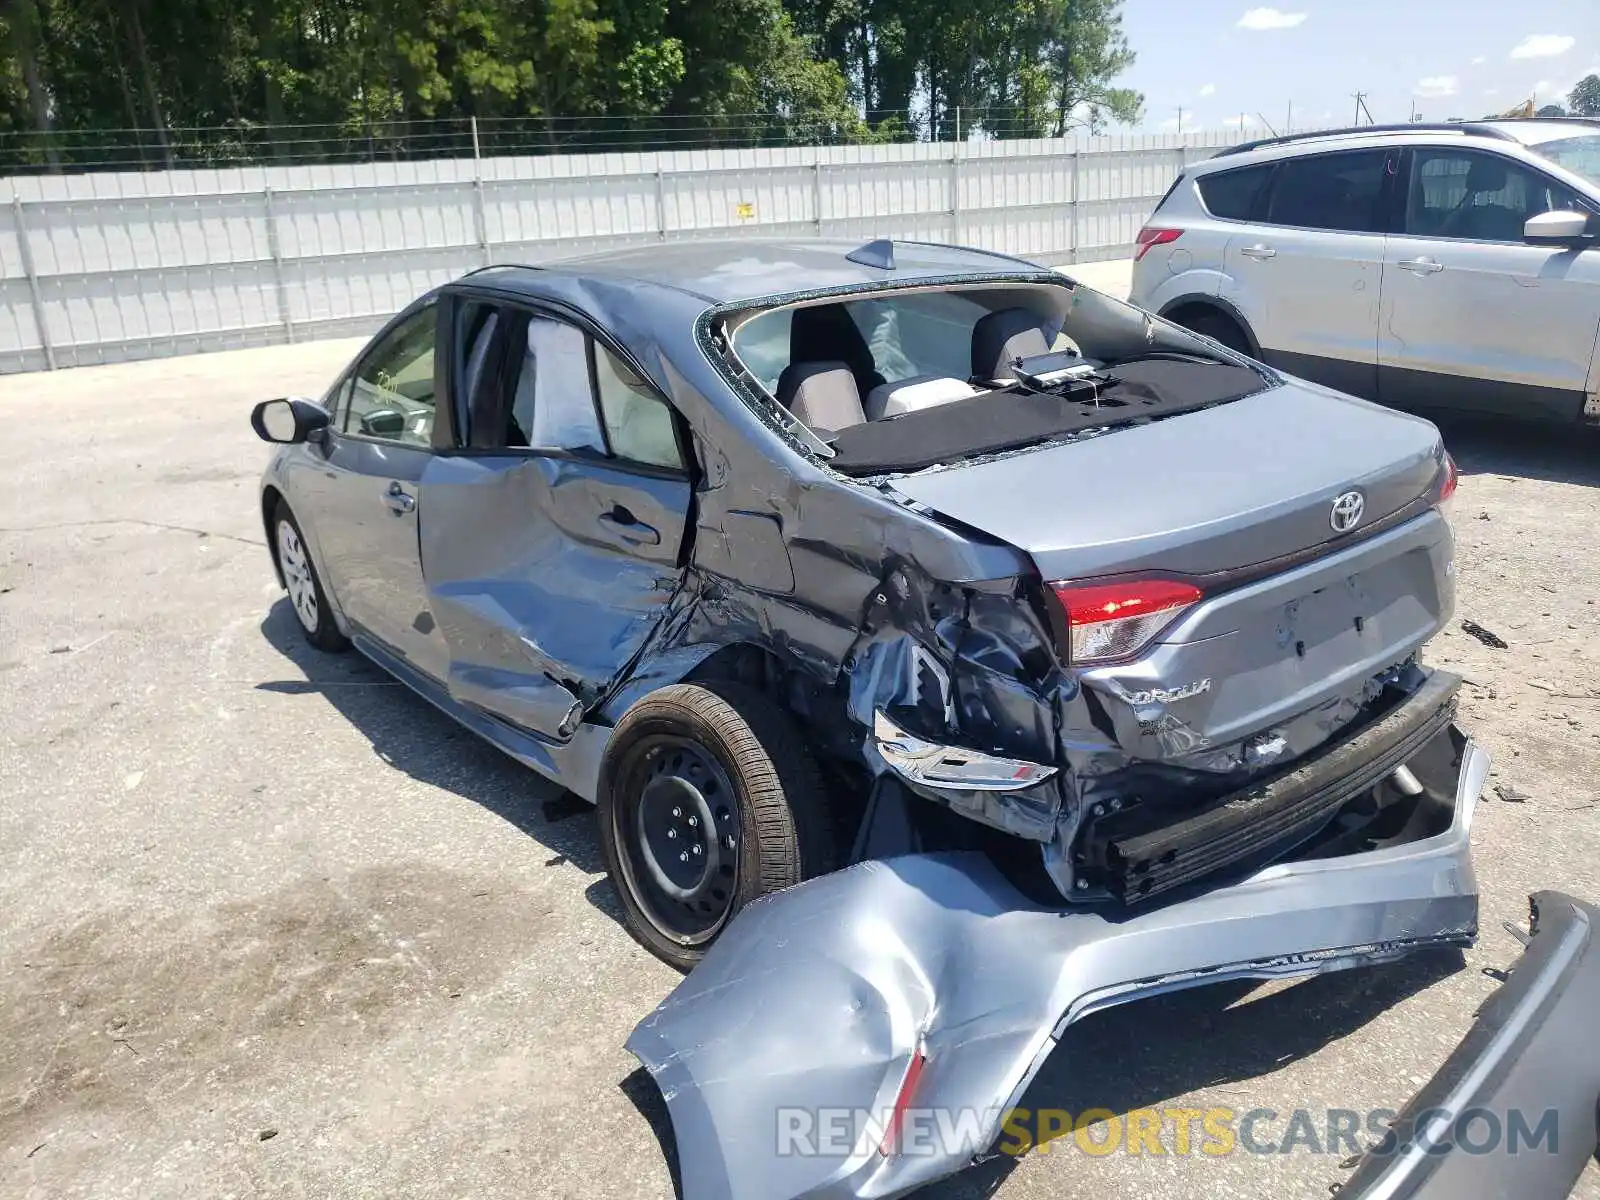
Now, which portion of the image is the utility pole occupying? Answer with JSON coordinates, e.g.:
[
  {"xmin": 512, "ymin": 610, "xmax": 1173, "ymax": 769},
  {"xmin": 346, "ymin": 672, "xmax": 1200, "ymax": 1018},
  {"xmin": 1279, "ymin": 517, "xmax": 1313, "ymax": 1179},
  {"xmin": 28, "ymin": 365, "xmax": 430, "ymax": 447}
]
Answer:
[
  {"xmin": 1175, "ymin": 106, "xmax": 1184, "ymax": 134},
  {"xmin": 1286, "ymin": 100, "xmax": 1293, "ymax": 132},
  {"xmin": 1352, "ymin": 92, "xmax": 1372, "ymax": 125}
]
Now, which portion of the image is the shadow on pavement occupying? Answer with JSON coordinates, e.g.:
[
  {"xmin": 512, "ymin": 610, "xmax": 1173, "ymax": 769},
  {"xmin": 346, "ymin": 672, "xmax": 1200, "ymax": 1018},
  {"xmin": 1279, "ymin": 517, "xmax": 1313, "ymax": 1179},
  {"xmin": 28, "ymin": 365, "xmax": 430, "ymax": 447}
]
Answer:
[
  {"xmin": 259, "ymin": 598, "xmax": 1467, "ymax": 1200},
  {"xmin": 1435, "ymin": 415, "xmax": 1600, "ymax": 489},
  {"xmin": 256, "ymin": 597, "xmax": 623, "ymax": 913},
  {"xmin": 913, "ymin": 946, "xmax": 1464, "ymax": 1198}
]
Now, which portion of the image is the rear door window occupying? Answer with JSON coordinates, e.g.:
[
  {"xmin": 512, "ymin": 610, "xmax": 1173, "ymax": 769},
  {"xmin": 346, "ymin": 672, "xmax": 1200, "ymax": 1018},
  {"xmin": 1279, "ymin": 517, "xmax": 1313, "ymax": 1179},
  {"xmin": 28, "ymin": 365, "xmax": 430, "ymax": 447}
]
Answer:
[
  {"xmin": 1198, "ymin": 164, "xmax": 1273, "ymax": 220},
  {"xmin": 1264, "ymin": 150, "xmax": 1391, "ymax": 232},
  {"xmin": 455, "ymin": 302, "xmax": 685, "ymax": 472}
]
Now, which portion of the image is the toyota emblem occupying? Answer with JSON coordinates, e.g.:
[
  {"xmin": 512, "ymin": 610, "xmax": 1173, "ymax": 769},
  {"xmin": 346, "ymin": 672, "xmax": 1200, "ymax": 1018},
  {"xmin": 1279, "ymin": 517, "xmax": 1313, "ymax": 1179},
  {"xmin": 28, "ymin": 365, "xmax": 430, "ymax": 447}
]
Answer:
[{"xmin": 1330, "ymin": 490, "xmax": 1365, "ymax": 533}]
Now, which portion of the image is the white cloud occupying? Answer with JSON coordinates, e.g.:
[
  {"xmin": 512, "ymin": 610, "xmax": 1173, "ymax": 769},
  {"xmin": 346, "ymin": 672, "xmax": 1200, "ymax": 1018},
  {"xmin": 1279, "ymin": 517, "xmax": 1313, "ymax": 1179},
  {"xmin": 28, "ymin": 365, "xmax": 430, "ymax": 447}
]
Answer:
[
  {"xmin": 1471, "ymin": 55, "xmax": 1486, "ymax": 65},
  {"xmin": 1485, "ymin": 87, "xmax": 1501, "ymax": 97},
  {"xmin": 1415, "ymin": 75, "xmax": 1459, "ymax": 98},
  {"xmin": 1199, "ymin": 83, "xmax": 1216, "ymax": 97},
  {"xmin": 1237, "ymin": 8, "xmax": 1307, "ymax": 31},
  {"xmin": 1510, "ymin": 34, "xmax": 1575, "ymax": 60}
]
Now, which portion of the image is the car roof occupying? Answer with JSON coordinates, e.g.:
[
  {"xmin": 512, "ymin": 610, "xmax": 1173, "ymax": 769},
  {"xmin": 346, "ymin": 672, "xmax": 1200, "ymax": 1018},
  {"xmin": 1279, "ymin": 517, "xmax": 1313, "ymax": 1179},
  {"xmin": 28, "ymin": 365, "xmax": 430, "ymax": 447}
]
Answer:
[
  {"xmin": 1200, "ymin": 118, "xmax": 1600, "ymax": 172},
  {"xmin": 462, "ymin": 239, "xmax": 1045, "ymax": 306}
]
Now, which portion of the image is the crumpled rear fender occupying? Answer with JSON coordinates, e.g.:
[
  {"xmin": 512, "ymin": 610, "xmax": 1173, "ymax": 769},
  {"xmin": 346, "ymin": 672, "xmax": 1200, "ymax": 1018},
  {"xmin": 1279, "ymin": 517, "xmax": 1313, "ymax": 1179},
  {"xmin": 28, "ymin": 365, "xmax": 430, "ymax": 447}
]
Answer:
[{"xmin": 626, "ymin": 741, "xmax": 1487, "ymax": 1200}]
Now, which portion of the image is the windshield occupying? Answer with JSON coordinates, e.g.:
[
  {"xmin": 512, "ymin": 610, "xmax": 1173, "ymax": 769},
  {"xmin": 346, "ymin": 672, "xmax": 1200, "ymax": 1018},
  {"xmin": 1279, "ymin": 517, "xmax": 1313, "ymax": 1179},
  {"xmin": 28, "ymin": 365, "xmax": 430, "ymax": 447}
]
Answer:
[{"xmin": 1530, "ymin": 134, "xmax": 1600, "ymax": 189}]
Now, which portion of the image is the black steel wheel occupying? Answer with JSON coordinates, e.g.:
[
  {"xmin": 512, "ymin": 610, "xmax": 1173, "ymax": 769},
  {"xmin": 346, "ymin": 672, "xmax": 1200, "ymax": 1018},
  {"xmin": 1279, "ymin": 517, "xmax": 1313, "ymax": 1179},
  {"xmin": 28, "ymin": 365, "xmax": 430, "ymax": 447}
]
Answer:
[{"xmin": 598, "ymin": 680, "xmax": 835, "ymax": 970}]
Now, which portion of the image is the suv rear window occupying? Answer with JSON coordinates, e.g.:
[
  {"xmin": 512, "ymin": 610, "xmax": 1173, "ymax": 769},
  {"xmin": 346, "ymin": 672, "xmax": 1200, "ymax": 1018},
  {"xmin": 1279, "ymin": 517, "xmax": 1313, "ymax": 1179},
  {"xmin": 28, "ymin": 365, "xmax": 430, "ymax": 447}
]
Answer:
[
  {"xmin": 1265, "ymin": 149, "xmax": 1390, "ymax": 232},
  {"xmin": 1198, "ymin": 164, "xmax": 1272, "ymax": 219}
]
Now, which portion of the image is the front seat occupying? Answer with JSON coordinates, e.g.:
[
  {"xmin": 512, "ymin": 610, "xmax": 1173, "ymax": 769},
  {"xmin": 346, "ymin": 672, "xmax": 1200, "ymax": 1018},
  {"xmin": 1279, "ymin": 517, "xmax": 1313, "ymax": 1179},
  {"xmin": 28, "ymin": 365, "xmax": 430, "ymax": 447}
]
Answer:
[
  {"xmin": 789, "ymin": 304, "xmax": 885, "ymax": 399},
  {"xmin": 971, "ymin": 308, "xmax": 1054, "ymax": 381},
  {"xmin": 1444, "ymin": 157, "xmax": 1519, "ymax": 241},
  {"xmin": 775, "ymin": 361, "xmax": 866, "ymax": 433}
]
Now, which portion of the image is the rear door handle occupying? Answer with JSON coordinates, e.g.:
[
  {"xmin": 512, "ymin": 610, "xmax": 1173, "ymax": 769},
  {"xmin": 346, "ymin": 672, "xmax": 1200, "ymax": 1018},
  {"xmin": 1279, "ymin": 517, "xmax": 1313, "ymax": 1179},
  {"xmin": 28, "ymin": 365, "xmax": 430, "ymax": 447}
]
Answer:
[
  {"xmin": 597, "ymin": 507, "xmax": 661, "ymax": 547},
  {"xmin": 1239, "ymin": 244, "xmax": 1276, "ymax": 260},
  {"xmin": 1397, "ymin": 257, "xmax": 1444, "ymax": 275},
  {"xmin": 383, "ymin": 481, "xmax": 416, "ymax": 513}
]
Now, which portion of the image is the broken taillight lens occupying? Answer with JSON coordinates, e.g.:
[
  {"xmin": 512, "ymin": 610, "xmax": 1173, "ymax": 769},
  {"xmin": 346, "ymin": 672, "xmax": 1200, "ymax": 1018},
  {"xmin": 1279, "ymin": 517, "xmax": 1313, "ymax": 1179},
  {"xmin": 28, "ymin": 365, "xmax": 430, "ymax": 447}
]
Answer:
[
  {"xmin": 1133, "ymin": 226, "xmax": 1183, "ymax": 262},
  {"xmin": 1051, "ymin": 579, "xmax": 1203, "ymax": 664}
]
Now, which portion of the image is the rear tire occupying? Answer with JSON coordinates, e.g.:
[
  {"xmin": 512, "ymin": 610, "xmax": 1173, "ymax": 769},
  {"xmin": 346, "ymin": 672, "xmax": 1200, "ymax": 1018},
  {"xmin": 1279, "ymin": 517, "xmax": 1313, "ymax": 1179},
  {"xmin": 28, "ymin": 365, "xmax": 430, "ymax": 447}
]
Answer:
[
  {"xmin": 273, "ymin": 501, "xmax": 349, "ymax": 653},
  {"xmin": 598, "ymin": 681, "xmax": 836, "ymax": 971},
  {"xmin": 1172, "ymin": 307, "xmax": 1253, "ymax": 356}
]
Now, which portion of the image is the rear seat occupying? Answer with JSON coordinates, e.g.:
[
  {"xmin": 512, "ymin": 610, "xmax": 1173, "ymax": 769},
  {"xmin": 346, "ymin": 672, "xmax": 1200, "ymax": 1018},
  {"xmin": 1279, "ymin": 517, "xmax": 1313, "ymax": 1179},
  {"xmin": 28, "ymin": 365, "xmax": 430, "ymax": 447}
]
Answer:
[{"xmin": 775, "ymin": 361, "xmax": 866, "ymax": 432}]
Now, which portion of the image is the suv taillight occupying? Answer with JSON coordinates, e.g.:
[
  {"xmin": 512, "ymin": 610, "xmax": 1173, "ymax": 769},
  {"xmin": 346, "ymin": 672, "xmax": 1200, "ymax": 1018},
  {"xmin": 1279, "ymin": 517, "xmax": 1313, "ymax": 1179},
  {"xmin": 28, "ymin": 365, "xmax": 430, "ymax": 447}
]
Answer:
[
  {"xmin": 1437, "ymin": 450, "xmax": 1459, "ymax": 517},
  {"xmin": 1134, "ymin": 227, "xmax": 1183, "ymax": 262},
  {"xmin": 1050, "ymin": 579, "xmax": 1203, "ymax": 664}
]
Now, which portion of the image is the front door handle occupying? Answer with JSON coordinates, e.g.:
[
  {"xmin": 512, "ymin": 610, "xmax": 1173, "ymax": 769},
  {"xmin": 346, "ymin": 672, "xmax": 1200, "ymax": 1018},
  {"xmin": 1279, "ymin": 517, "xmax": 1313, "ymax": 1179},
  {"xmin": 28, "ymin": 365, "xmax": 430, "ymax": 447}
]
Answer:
[
  {"xmin": 1397, "ymin": 257, "xmax": 1444, "ymax": 275},
  {"xmin": 1239, "ymin": 244, "xmax": 1276, "ymax": 260},
  {"xmin": 383, "ymin": 481, "xmax": 416, "ymax": 513},
  {"xmin": 597, "ymin": 507, "xmax": 661, "ymax": 547}
]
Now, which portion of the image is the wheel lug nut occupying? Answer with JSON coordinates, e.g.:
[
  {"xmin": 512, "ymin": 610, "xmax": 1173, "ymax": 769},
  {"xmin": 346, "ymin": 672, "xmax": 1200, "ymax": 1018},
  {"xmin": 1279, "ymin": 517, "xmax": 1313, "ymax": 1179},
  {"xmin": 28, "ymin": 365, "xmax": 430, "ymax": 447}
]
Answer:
[
  {"xmin": 687, "ymin": 815, "xmax": 698, "ymax": 827},
  {"xmin": 679, "ymin": 851, "xmax": 689, "ymax": 863},
  {"xmin": 723, "ymin": 835, "xmax": 735, "ymax": 849},
  {"xmin": 692, "ymin": 844, "xmax": 702, "ymax": 856},
  {"xmin": 672, "ymin": 807, "xmax": 683, "ymax": 818},
  {"xmin": 666, "ymin": 829, "xmax": 676, "ymax": 839}
]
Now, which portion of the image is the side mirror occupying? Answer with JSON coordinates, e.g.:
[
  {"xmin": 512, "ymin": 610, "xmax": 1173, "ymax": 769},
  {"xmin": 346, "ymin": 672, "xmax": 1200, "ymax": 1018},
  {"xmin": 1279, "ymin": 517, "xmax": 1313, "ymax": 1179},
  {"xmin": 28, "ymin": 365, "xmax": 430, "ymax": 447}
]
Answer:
[
  {"xmin": 251, "ymin": 397, "xmax": 330, "ymax": 444},
  {"xmin": 1523, "ymin": 209, "xmax": 1592, "ymax": 246}
]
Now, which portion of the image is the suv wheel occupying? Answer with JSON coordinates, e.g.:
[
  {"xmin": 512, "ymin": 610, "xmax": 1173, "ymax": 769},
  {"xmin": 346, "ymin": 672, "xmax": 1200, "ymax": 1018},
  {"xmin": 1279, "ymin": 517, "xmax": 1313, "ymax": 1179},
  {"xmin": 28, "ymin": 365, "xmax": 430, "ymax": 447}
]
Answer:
[
  {"xmin": 1173, "ymin": 307, "xmax": 1253, "ymax": 356},
  {"xmin": 598, "ymin": 681, "xmax": 836, "ymax": 970}
]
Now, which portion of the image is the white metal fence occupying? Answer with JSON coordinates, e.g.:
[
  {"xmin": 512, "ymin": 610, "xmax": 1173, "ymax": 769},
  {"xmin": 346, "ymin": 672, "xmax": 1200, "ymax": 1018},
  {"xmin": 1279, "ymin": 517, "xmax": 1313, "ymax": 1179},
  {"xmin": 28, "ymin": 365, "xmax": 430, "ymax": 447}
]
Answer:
[{"xmin": 0, "ymin": 128, "xmax": 1245, "ymax": 373}]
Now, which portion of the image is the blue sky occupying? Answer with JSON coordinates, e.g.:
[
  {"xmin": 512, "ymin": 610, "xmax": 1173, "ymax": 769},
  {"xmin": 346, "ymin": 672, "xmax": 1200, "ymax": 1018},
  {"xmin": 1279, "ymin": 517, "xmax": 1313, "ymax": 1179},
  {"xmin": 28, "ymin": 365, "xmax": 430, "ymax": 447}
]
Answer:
[{"xmin": 1117, "ymin": 0, "xmax": 1600, "ymax": 132}]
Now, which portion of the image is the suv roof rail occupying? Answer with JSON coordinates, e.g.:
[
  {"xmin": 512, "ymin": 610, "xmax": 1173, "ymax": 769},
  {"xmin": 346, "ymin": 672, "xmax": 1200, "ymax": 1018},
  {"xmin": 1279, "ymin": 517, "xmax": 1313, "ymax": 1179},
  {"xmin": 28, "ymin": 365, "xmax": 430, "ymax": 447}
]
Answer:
[{"xmin": 1212, "ymin": 122, "xmax": 1516, "ymax": 159}]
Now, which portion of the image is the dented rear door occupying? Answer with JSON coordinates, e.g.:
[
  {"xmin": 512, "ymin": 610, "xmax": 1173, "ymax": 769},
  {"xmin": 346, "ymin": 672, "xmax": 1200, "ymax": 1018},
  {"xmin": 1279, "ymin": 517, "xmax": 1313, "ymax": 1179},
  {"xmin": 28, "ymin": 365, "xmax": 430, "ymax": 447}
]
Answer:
[{"xmin": 419, "ymin": 301, "xmax": 692, "ymax": 741}]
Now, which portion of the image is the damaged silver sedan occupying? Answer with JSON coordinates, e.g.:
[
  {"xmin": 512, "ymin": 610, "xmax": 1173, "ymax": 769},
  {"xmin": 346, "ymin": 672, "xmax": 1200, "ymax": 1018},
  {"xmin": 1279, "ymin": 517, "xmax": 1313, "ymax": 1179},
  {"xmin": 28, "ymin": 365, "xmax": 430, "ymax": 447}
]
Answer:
[
  {"xmin": 251, "ymin": 236, "xmax": 1466, "ymax": 969},
  {"xmin": 247, "ymin": 237, "xmax": 1532, "ymax": 1197}
]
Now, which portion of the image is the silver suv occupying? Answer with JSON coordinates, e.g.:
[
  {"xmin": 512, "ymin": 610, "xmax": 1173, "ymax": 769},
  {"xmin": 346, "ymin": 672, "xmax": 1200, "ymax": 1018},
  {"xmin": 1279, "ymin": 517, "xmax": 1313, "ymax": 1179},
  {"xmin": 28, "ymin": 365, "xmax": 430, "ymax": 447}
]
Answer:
[{"xmin": 1129, "ymin": 120, "xmax": 1600, "ymax": 424}]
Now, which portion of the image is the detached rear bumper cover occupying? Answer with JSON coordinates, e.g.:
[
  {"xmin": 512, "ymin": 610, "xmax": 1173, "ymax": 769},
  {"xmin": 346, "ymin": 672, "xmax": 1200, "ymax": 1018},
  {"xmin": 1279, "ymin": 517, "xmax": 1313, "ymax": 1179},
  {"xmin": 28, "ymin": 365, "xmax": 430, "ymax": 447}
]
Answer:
[
  {"xmin": 626, "ymin": 740, "xmax": 1488, "ymax": 1200},
  {"xmin": 1341, "ymin": 889, "xmax": 1600, "ymax": 1200}
]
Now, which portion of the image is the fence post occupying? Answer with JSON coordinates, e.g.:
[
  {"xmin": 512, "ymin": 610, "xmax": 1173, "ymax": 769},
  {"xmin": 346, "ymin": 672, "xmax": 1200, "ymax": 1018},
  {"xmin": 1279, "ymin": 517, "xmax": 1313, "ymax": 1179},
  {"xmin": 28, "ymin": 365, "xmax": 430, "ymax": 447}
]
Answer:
[
  {"xmin": 812, "ymin": 160, "xmax": 823, "ymax": 235},
  {"xmin": 262, "ymin": 186, "xmax": 294, "ymax": 344},
  {"xmin": 949, "ymin": 151, "xmax": 961, "ymax": 246},
  {"xmin": 469, "ymin": 117, "xmax": 493, "ymax": 266},
  {"xmin": 12, "ymin": 194, "xmax": 55, "ymax": 370},
  {"xmin": 1068, "ymin": 147, "xmax": 1081, "ymax": 264},
  {"xmin": 654, "ymin": 168, "xmax": 667, "ymax": 241}
]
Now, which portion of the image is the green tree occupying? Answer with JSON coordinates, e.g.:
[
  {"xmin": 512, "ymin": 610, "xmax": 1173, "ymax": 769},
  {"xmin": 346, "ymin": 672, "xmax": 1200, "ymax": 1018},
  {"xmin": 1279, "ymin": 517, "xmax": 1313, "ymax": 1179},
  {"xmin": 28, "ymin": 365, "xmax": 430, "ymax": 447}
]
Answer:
[{"xmin": 1570, "ymin": 74, "xmax": 1600, "ymax": 118}]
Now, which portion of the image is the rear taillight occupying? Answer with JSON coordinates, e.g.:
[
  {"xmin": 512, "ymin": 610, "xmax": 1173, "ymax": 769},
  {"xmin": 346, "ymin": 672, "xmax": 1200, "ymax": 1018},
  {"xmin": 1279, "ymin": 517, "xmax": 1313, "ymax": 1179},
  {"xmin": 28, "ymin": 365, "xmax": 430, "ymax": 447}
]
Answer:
[
  {"xmin": 878, "ymin": 1045, "xmax": 928, "ymax": 1156},
  {"xmin": 1134, "ymin": 227, "xmax": 1183, "ymax": 262},
  {"xmin": 1437, "ymin": 451, "xmax": 1459, "ymax": 515},
  {"xmin": 1051, "ymin": 578, "xmax": 1203, "ymax": 664}
]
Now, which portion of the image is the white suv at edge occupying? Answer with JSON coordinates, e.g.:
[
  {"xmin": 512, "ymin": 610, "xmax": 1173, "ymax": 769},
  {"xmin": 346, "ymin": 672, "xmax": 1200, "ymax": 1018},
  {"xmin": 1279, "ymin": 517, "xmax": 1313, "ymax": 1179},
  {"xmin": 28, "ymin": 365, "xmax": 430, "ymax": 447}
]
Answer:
[{"xmin": 1128, "ymin": 120, "xmax": 1600, "ymax": 424}]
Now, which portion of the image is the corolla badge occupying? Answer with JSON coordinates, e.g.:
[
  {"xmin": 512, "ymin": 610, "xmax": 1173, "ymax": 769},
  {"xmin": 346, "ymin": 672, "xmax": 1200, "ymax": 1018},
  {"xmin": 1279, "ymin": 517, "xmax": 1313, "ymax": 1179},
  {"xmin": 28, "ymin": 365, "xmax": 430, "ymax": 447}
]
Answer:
[
  {"xmin": 1330, "ymin": 490, "xmax": 1365, "ymax": 533},
  {"xmin": 1124, "ymin": 678, "xmax": 1212, "ymax": 705}
]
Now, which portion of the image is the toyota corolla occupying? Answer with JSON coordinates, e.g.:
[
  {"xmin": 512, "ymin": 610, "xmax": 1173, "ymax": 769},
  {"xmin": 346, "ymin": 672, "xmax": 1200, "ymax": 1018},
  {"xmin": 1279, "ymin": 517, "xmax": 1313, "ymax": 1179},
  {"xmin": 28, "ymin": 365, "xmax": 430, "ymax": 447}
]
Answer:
[{"xmin": 251, "ymin": 237, "xmax": 1466, "ymax": 972}]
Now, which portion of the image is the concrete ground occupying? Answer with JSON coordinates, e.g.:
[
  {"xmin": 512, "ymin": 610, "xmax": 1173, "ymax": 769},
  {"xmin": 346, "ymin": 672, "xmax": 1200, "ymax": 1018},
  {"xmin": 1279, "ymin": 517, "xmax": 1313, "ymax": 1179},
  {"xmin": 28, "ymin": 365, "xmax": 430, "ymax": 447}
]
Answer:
[{"xmin": 2, "ymin": 307, "xmax": 1599, "ymax": 1200}]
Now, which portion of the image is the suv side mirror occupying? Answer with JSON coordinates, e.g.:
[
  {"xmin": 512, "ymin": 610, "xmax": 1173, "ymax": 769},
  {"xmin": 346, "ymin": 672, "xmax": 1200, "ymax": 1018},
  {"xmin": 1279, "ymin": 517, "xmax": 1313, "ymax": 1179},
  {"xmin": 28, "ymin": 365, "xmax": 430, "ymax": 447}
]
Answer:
[
  {"xmin": 1523, "ymin": 209, "xmax": 1592, "ymax": 246},
  {"xmin": 251, "ymin": 397, "xmax": 330, "ymax": 444}
]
